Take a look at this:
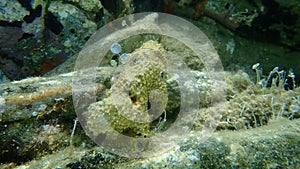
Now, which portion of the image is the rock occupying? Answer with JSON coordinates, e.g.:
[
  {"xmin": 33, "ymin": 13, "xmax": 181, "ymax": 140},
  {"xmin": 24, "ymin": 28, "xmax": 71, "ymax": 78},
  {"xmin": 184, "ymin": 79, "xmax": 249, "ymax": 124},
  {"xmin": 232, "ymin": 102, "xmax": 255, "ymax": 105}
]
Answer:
[{"xmin": 83, "ymin": 40, "xmax": 168, "ymax": 138}]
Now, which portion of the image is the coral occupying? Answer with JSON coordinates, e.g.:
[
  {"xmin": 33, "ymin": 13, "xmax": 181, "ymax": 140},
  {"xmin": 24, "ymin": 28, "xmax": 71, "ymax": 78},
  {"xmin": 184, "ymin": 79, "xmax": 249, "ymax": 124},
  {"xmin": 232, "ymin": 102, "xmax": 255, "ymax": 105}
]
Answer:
[
  {"xmin": 83, "ymin": 40, "xmax": 168, "ymax": 137},
  {"xmin": 198, "ymin": 70, "xmax": 300, "ymax": 131},
  {"xmin": 204, "ymin": 0, "xmax": 261, "ymax": 29},
  {"xmin": 229, "ymin": 8, "xmax": 258, "ymax": 27},
  {"xmin": 252, "ymin": 63, "xmax": 297, "ymax": 90}
]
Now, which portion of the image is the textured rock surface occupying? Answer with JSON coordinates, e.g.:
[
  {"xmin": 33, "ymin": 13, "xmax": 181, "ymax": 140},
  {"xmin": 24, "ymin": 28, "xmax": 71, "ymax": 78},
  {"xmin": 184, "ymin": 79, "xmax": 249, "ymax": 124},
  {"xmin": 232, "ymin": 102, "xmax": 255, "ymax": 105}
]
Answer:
[
  {"xmin": 7, "ymin": 118, "xmax": 299, "ymax": 168},
  {"xmin": 0, "ymin": 0, "xmax": 29, "ymax": 22},
  {"xmin": 117, "ymin": 118, "xmax": 300, "ymax": 168},
  {"xmin": 83, "ymin": 40, "xmax": 168, "ymax": 137},
  {"xmin": 1, "ymin": 1, "xmax": 300, "ymax": 167},
  {"xmin": 0, "ymin": 66, "xmax": 299, "ymax": 168},
  {"xmin": 48, "ymin": 1, "xmax": 98, "ymax": 49}
]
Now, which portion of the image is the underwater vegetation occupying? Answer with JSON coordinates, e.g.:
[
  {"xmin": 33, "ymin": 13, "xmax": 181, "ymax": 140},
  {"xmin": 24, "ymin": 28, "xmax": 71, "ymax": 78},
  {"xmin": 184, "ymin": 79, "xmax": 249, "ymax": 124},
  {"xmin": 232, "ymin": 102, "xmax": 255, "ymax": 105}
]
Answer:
[
  {"xmin": 83, "ymin": 41, "xmax": 168, "ymax": 138},
  {"xmin": 0, "ymin": 0, "xmax": 300, "ymax": 168},
  {"xmin": 0, "ymin": 34, "xmax": 299, "ymax": 167},
  {"xmin": 1, "ymin": 0, "xmax": 300, "ymax": 81}
]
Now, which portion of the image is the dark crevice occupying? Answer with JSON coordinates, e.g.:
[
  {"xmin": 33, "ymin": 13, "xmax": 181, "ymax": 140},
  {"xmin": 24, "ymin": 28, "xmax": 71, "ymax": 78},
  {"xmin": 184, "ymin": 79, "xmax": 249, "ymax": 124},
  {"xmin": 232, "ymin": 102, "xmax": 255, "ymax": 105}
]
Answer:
[
  {"xmin": 130, "ymin": 95, "xmax": 137, "ymax": 104},
  {"xmin": 0, "ymin": 21, "xmax": 22, "ymax": 27},
  {"xmin": 132, "ymin": 0, "xmax": 161, "ymax": 12},
  {"xmin": 100, "ymin": 0, "xmax": 118, "ymax": 14},
  {"xmin": 19, "ymin": 33, "xmax": 34, "ymax": 41},
  {"xmin": 95, "ymin": 8, "xmax": 104, "ymax": 23},
  {"xmin": 45, "ymin": 12, "xmax": 63, "ymax": 35},
  {"xmin": 24, "ymin": 5, "xmax": 43, "ymax": 23},
  {"xmin": 16, "ymin": 0, "xmax": 32, "ymax": 11},
  {"xmin": 17, "ymin": 0, "xmax": 43, "ymax": 23},
  {"xmin": 236, "ymin": 0, "xmax": 299, "ymax": 48}
]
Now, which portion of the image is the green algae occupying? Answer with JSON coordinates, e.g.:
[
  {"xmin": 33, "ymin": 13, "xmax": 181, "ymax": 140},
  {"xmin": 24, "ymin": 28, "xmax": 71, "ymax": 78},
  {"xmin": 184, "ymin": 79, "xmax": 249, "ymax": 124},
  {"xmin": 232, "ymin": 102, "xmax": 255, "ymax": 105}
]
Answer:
[{"xmin": 83, "ymin": 40, "xmax": 168, "ymax": 137}]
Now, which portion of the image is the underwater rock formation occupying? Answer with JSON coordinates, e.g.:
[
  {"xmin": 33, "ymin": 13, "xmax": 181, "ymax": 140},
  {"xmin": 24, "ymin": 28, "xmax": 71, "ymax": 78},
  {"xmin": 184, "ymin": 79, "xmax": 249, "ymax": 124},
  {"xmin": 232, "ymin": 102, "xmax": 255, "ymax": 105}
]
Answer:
[
  {"xmin": 0, "ymin": 56, "xmax": 299, "ymax": 167},
  {"xmin": 1, "ymin": 0, "xmax": 300, "ymax": 167},
  {"xmin": 83, "ymin": 40, "xmax": 168, "ymax": 138},
  {"xmin": 0, "ymin": 0, "xmax": 29, "ymax": 22}
]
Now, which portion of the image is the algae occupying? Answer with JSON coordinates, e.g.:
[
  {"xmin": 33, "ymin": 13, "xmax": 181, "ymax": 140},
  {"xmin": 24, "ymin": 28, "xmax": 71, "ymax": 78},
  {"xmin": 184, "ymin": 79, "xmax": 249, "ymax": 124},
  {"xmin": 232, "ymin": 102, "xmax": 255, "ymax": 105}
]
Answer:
[
  {"xmin": 83, "ymin": 40, "xmax": 168, "ymax": 138},
  {"xmin": 1, "ymin": 0, "xmax": 300, "ymax": 167}
]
